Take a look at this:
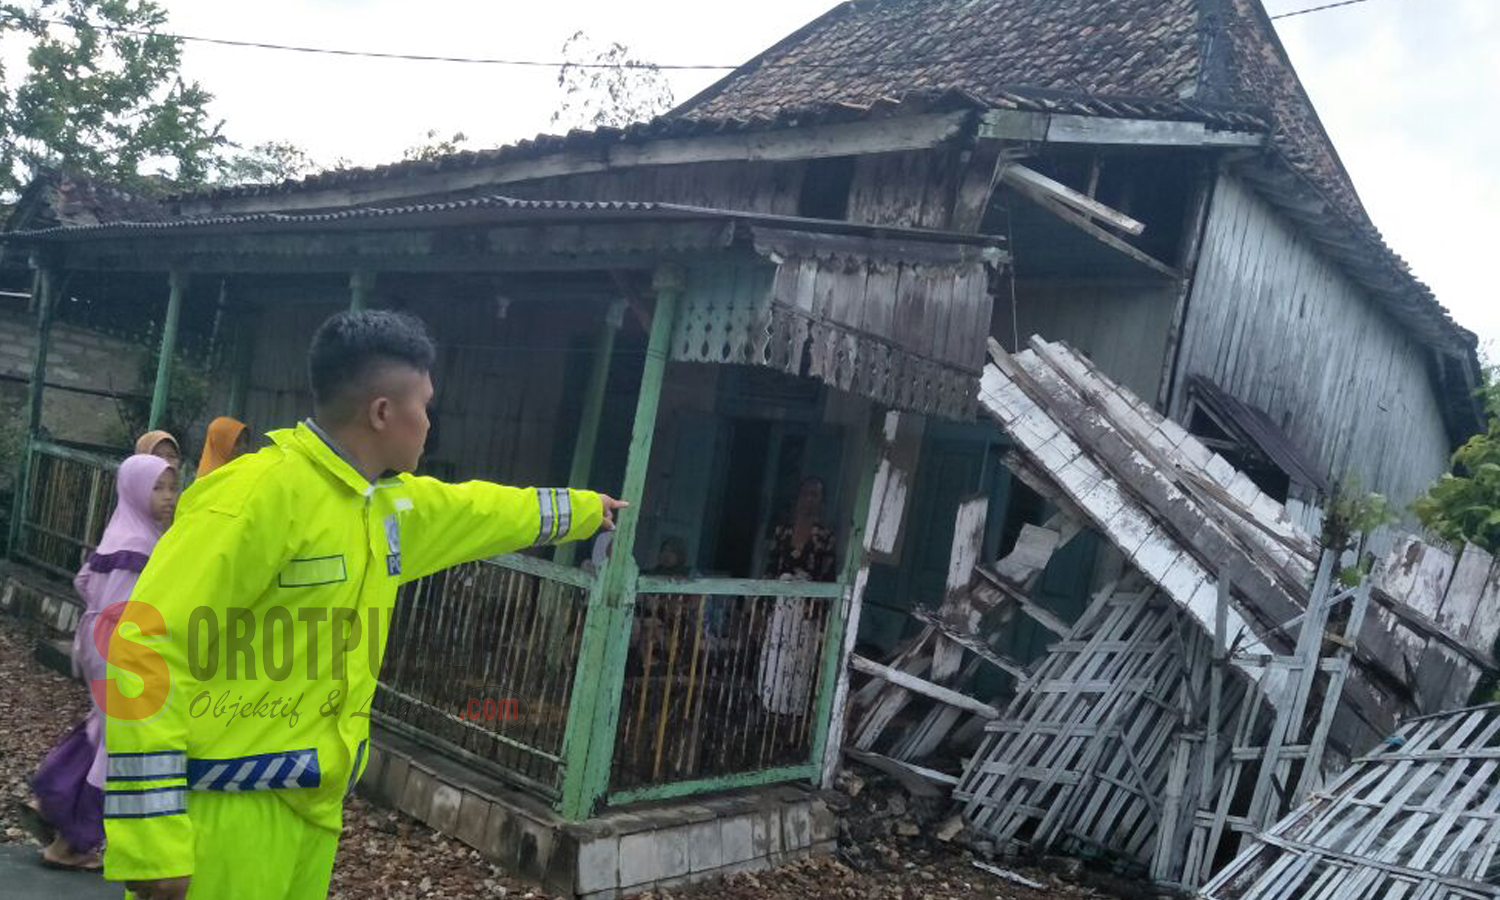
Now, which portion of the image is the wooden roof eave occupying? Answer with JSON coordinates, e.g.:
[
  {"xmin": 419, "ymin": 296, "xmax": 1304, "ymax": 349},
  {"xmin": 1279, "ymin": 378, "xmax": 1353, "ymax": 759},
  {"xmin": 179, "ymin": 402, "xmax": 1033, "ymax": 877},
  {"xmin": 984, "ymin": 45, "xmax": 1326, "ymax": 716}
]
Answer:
[{"xmin": 14, "ymin": 202, "xmax": 1006, "ymax": 278}]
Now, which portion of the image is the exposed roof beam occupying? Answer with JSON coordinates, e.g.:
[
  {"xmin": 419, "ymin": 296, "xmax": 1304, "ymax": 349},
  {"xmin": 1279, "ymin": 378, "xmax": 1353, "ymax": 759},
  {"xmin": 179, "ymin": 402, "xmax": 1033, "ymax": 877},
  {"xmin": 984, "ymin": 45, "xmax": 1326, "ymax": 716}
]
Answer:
[
  {"xmin": 1000, "ymin": 164, "xmax": 1147, "ymax": 235},
  {"xmin": 1001, "ymin": 179, "xmax": 1180, "ymax": 280},
  {"xmin": 981, "ymin": 109, "xmax": 1265, "ymax": 148}
]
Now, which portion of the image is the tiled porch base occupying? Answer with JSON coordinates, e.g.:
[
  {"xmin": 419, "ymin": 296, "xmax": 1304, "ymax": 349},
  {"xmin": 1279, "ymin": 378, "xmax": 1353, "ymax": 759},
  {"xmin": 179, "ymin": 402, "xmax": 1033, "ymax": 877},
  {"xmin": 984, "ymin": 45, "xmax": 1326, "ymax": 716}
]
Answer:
[
  {"xmin": 0, "ymin": 562, "xmax": 83, "ymax": 635},
  {"xmin": 362, "ymin": 725, "xmax": 836, "ymax": 899}
]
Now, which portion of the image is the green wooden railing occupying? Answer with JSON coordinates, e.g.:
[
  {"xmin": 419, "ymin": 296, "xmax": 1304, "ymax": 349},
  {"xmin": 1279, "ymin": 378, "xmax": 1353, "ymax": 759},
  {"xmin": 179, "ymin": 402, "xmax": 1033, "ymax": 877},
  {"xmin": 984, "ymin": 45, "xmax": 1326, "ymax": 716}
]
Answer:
[
  {"xmin": 607, "ymin": 577, "xmax": 848, "ymax": 805},
  {"xmin": 8, "ymin": 441, "xmax": 860, "ymax": 820},
  {"xmin": 374, "ymin": 553, "xmax": 595, "ymax": 800},
  {"xmin": 11, "ymin": 440, "xmax": 121, "ymax": 580},
  {"xmin": 374, "ymin": 563, "xmax": 851, "ymax": 815}
]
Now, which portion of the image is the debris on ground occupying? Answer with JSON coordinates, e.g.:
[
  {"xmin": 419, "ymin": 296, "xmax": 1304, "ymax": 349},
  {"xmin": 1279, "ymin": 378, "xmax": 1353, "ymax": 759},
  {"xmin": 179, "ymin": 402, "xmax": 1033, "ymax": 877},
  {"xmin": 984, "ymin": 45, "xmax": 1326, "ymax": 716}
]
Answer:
[
  {"xmin": 638, "ymin": 768, "xmax": 1146, "ymax": 900},
  {"xmin": 973, "ymin": 861, "xmax": 1046, "ymax": 890},
  {"xmin": 2, "ymin": 614, "xmax": 1125, "ymax": 899},
  {"xmin": 0, "ymin": 617, "xmax": 91, "ymax": 843}
]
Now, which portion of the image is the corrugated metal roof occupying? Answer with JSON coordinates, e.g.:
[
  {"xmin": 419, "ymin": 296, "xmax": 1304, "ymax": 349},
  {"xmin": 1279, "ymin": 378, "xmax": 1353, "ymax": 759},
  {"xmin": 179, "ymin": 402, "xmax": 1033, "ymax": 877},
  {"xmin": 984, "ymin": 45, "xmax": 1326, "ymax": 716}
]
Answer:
[
  {"xmin": 4, "ymin": 195, "xmax": 694, "ymax": 239},
  {"xmin": 2, "ymin": 193, "xmax": 1010, "ymax": 265}
]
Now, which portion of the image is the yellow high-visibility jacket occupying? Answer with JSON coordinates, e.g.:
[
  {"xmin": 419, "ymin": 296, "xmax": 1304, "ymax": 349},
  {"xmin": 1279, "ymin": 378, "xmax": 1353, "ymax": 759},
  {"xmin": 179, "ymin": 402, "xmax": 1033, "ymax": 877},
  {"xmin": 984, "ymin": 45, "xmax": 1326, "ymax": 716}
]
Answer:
[{"xmin": 102, "ymin": 421, "xmax": 603, "ymax": 882}]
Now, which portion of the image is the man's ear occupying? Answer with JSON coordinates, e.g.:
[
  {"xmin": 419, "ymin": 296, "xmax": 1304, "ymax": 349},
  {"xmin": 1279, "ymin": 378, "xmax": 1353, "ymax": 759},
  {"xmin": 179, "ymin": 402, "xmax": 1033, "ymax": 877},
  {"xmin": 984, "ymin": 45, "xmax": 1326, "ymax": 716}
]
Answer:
[{"xmin": 368, "ymin": 396, "xmax": 391, "ymax": 432}]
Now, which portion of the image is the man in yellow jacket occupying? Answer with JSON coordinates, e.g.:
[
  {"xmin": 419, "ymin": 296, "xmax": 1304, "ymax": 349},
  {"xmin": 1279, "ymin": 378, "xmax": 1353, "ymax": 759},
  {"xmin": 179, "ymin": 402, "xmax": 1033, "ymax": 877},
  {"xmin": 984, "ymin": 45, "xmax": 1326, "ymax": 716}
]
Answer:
[{"xmin": 102, "ymin": 310, "xmax": 623, "ymax": 899}]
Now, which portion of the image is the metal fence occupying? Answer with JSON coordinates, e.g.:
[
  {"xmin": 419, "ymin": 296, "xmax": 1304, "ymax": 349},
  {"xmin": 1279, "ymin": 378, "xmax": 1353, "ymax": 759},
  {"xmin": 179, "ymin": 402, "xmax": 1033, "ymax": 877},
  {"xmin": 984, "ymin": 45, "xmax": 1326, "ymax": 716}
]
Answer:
[
  {"xmin": 373, "ymin": 554, "xmax": 594, "ymax": 798},
  {"xmin": 609, "ymin": 578, "xmax": 845, "ymax": 800},
  {"xmin": 12, "ymin": 441, "xmax": 120, "ymax": 579}
]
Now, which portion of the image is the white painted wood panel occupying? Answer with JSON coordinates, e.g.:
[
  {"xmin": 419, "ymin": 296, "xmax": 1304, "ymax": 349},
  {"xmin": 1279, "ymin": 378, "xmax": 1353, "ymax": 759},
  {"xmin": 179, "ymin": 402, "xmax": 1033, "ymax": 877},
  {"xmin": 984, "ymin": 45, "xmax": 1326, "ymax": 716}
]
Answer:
[{"xmin": 1172, "ymin": 175, "xmax": 1451, "ymax": 517}]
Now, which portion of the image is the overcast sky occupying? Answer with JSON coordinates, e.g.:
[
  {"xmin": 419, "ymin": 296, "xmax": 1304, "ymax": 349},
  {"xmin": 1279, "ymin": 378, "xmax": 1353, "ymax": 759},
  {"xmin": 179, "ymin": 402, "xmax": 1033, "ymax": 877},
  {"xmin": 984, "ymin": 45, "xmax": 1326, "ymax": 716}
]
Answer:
[{"xmin": 49, "ymin": 0, "xmax": 1500, "ymax": 351}]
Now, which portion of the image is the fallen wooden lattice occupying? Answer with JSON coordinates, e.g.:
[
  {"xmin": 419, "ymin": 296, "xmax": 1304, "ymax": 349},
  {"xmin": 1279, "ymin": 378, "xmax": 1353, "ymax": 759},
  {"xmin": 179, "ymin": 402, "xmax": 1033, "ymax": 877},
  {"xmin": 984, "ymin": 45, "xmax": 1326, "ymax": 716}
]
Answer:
[
  {"xmin": 952, "ymin": 549, "xmax": 1374, "ymax": 890},
  {"xmin": 1201, "ymin": 704, "xmax": 1500, "ymax": 899}
]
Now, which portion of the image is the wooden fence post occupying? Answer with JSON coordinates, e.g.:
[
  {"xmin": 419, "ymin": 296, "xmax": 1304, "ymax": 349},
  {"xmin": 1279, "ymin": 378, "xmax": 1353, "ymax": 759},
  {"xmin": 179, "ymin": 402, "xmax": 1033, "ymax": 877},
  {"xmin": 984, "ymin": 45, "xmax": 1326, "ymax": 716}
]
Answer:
[
  {"xmin": 147, "ymin": 270, "xmax": 187, "ymax": 431},
  {"xmin": 556, "ymin": 299, "xmax": 626, "ymax": 568},
  {"xmin": 7, "ymin": 265, "xmax": 56, "ymax": 557},
  {"xmin": 349, "ymin": 269, "xmax": 375, "ymax": 312}
]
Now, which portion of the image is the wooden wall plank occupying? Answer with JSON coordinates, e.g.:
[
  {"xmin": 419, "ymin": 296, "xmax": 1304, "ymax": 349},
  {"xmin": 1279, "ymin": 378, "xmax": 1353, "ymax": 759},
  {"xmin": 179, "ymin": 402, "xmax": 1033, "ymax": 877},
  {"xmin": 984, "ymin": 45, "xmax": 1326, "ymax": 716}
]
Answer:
[{"xmin": 1171, "ymin": 175, "xmax": 1452, "ymax": 520}]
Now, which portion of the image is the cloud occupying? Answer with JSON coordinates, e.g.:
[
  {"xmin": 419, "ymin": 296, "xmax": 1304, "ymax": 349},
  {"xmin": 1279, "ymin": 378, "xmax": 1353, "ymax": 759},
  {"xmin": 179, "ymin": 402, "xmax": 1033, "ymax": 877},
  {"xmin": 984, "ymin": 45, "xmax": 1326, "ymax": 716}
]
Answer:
[{"xmin": 1270, "ymin": 0, "xmax": 1500, "ymax": 348}]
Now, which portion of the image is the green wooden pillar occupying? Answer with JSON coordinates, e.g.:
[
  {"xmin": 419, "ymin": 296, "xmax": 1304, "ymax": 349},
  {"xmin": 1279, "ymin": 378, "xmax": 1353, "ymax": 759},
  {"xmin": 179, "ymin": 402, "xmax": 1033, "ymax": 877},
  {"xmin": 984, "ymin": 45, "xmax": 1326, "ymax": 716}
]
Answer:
[
  {"xmin": 148, "ymin": 271, "xmax": 187, "ymax": 431},
  {"xmin": 349, "ymin": 270, "xmax": 375, "ymax": 312},
  {"xmin": 558, "ymin": 268, "xmax": 682, "ymax": 820},
  {"xmin": 8, "ymin": 266, "xmax": 57, "ymax": 557},
  {"xmin": 555, "ymin": 299, "xmax": 626, "ymax": 568},
  {"xmin": 225, "ymin": 316, "xmax": 252, "ymax": 422}
]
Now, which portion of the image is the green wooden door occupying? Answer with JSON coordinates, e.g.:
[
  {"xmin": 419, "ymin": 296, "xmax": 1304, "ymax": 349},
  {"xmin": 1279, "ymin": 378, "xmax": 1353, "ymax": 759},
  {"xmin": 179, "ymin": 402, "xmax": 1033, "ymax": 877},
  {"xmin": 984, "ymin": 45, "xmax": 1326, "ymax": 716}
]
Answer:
[
  {"xmin": 640, "ymin": 411, "xmax": 723, "ymax": 572},
  {"xmin": 858, "ymin": 424, "xmax": 1009, "ymax": 656}
]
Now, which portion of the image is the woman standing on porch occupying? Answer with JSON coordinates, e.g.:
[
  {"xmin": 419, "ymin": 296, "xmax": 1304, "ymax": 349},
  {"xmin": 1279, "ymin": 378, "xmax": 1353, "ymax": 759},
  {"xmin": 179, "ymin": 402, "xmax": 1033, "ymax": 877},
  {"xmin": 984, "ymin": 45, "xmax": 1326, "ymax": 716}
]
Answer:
[
  {"xmin": 26, "ymin": 453, "xmax": 178, "ymax": 870},
  {"xmin": 757, "ymin": 477, "xmax": 837, "ymax": 716}
]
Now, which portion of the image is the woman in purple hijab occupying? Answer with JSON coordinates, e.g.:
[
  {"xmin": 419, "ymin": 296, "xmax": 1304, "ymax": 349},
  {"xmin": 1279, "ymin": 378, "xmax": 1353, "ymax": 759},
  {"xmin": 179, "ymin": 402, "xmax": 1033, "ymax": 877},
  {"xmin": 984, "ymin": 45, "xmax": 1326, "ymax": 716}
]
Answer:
[{"xmin": 27, "ymin": 453, "xmax": 178, "ymax": 869}]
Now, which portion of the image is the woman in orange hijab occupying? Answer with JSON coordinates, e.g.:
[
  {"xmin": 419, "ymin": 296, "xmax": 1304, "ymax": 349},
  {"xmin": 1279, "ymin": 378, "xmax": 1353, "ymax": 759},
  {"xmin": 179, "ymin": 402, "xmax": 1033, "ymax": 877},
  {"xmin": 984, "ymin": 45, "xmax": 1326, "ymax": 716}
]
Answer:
[{"xmin": 197, "ymin": 417, "xmax": 249, "ymax": 477}]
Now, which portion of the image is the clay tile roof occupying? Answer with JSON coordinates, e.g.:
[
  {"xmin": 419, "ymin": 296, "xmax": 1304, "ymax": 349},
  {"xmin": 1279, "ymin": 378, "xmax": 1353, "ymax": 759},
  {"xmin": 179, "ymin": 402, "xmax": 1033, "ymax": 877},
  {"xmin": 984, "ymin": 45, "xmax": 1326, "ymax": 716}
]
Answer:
[{"xmin": 672, "ymin": 0, "xmax": 1476, "ymax": 362}]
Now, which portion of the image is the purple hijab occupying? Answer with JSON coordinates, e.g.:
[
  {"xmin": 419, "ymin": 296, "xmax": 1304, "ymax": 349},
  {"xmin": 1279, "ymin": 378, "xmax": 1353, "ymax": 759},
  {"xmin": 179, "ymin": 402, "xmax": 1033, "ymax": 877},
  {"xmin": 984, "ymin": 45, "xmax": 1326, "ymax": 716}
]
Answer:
[{"xmin": 70, "ymin": 454, "xmax": 171, "ymax": 788}]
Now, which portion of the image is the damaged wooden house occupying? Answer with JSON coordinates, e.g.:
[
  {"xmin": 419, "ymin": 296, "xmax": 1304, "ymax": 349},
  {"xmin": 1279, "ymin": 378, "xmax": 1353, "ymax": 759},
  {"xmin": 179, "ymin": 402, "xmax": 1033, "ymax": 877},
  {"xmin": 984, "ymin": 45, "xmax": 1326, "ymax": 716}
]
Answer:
[{"xmin": 0, "ymin": 0, "xmax": 1487, "ymax": 896}]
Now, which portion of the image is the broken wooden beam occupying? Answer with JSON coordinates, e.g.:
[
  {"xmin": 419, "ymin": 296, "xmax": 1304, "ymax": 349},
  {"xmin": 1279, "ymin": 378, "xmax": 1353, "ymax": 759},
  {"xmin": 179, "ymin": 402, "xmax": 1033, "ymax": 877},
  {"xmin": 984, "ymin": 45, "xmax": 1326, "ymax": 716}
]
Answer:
[
  {"xmin": 851, "ymin": 655, "xmax": 999, "ymax": 719},
  {"xmin": 999, "ymin": 164, "xmax": 1147, "ymax": 235},
  {"xmin": 844, "ymin": 748, "xmax": 958, "ymax": 797}
]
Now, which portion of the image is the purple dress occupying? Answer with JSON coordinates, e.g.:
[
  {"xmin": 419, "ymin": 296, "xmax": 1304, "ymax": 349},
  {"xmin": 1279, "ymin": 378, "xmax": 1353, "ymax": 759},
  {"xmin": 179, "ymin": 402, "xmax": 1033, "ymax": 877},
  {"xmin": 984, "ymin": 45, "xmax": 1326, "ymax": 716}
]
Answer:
[{"xmin": 32, "ymin": 454, "xmax": 169, "ymax": 852}]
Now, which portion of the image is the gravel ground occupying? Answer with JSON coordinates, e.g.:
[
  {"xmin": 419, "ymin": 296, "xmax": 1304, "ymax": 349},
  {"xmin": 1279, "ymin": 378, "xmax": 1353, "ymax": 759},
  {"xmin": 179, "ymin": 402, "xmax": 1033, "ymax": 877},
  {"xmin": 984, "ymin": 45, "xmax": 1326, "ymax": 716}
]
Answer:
[
  {"xmin": 1, "ymin": 614, "xmax": 1134, "ymax": 899},
  {"xmin": 642, "ymin": 854, "xmax": 1115, "ymax": 900}
]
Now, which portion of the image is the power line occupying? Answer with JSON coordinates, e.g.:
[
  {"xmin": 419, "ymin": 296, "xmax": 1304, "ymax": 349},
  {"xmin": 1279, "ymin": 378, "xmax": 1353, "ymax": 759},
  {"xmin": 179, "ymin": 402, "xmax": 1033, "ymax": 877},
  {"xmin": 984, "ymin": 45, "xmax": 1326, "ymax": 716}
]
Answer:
[
  {"xmin": 1271, "ymin": 0, "xmax": 1378, "ymax": 20},
  {"xmin": 1, "ymin": 13, "xmax": 739, "ymax": 70},
  {"xmin": 4, "ymin": 4, "xmax": 1383, "ymax": 73}
]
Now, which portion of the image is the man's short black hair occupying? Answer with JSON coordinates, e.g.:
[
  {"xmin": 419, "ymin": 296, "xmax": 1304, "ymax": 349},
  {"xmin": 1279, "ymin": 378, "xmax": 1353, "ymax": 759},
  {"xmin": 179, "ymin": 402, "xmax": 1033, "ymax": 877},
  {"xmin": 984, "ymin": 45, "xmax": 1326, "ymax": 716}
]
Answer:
[{"xmin": 308, "ymin": 310, "xmax": 436, "ymax": 409}]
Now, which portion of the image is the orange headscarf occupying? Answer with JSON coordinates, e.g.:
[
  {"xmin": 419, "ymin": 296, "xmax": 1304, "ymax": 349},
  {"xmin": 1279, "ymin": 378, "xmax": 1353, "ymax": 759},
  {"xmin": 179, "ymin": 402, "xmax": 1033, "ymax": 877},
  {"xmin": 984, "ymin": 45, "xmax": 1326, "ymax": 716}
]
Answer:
[
  {"xmin": 134, "ymin": 430, "xmax": 180, "ymax": 461},
  {"xmin": 197, "ymin": 417, "xmax": 248, "ymax": 478}
]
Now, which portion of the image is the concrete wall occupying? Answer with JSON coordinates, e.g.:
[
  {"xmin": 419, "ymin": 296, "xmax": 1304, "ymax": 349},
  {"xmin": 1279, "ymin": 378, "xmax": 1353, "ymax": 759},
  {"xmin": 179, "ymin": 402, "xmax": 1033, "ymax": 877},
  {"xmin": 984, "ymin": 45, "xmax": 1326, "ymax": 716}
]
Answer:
[{"xmin": 0, "ymin": 303, "xmax": 147, "ymax": 448}]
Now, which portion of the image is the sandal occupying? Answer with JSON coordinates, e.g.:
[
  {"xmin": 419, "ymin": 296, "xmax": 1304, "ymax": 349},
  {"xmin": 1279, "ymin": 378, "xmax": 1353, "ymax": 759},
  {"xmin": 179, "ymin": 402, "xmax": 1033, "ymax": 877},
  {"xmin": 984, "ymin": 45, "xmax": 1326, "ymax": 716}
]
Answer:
[{"xmin": 40, "ymin": 845, "xmax": 103, "ymax": 872}]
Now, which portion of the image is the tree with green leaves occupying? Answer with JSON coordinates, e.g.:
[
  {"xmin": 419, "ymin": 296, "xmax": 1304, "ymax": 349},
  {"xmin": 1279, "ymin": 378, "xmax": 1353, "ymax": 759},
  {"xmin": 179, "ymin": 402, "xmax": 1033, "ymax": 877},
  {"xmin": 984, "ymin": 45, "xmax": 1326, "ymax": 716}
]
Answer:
[
  {"xmin": 402, "ymin": 128, "xmax": 469, "ymax": 162},
  {"xmin": 211, "ymin": 140, "xmax": 318, "ymax": 186},
  {"xmin": 0, "ymin": 0, "xmax": 224, "ymax": 194},
  {"xmin": 1414, "ymin": 378, "xmax": 1500, "ymax": 552}
]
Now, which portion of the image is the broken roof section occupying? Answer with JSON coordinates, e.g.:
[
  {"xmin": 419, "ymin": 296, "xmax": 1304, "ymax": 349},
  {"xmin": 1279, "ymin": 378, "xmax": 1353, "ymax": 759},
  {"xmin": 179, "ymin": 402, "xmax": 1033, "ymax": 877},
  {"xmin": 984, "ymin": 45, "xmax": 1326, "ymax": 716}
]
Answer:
[
  {"xmin": 1184, "ymin": 374, "xmax": 1330, "ymax": 497},
  {"xmin": 1201, "ymin": 703, "xmax": 1500, "ymax": 899},
  {"xmin": 981, "ymin": 337, "xmax": 1492, "ymax": 750}
]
